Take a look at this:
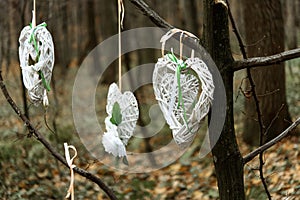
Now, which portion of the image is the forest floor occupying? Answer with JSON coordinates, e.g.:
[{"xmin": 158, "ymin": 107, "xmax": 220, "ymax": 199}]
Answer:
[{"xmin": 0, "ymin": 61, "xmax": 299, "ymax": 200}]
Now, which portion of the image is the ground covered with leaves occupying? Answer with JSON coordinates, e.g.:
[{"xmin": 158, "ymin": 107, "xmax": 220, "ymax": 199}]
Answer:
[{"xmin": 0, "ymin": 65, "xmax": 299, "ymax": 200}]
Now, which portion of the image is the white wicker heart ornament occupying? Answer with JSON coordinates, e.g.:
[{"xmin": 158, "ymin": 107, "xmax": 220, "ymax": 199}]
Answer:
[
  {"xmin": 153, "ymin": 29, "xmax": 214, "ymax": 148},
  {"xmin": 102, "ymin": 83, "xmax": 139, "ymax": 162},
  {"xmin": 19, "ymin": 22, "xmax": 54, "ymax": 107}
]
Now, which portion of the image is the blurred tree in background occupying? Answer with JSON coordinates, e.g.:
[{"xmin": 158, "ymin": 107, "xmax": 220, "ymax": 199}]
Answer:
[
  {"xmin": 242, "ymin": 0, "xmax": 292, "ymax": 145},
  {"xmin": 0, "ymin": 0, "xmax": 299, "ymax": 199}
]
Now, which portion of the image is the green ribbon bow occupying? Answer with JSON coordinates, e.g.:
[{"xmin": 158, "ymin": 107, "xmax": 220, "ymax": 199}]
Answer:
[
  {"xmin": 167, "ymin": 53, "xmax": 189, "ymax": 127},
  {"xmin": 29, "ymin": 22, "xmax": 51, "ymax": 92}
]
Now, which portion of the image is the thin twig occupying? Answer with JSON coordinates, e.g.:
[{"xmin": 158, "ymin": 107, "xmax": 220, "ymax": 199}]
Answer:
[
  {"xmin": 243, "ymin": 117, "xmax": 300, "ymax": 164},
  {"xmin": 226, "ymin": 0, "xmax": 247, "ymax": 58},
  {"xmin": 0, "ymin": 71, "xmax": 118, "ymax": 200},
  {"xmin": 257, "ymin": 89, "xmax": 280, "ymax": 97},
  {"xmin": 226, "ymin": 1, "xmax": 271, "ymax": 198},
  {"xmin": 44, "ymin": 110, "xmax": 56, "ymax": 134},
  {"xmin": 234, "ymin": 48, "xmax": 300, "ymax": 71},
  {"xmin": 264, "ymin": 104, "xmax": 285, "ymax": 136}
]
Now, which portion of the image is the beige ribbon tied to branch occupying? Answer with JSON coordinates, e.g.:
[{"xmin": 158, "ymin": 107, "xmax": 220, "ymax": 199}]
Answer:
[{"xmin": 64, "ymin": 143, "xmax": 78, "ymax": 200}]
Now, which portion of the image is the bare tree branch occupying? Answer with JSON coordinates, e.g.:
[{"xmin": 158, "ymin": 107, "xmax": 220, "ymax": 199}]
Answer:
[
  {"xmin": 226, "ymin": 1, "xmax": 271, "ymax": 198},
  {"xmin": 128, "ymin": 0, "xmax": 300, "ymax": 73},
  {"xmin": 0, "ymin": 71, "xmax": 118, "ymax": 200},
  {"xmin": 264, "ymin": 104, "xmax": 285, "ymax": 137},
  {"xmin": 234, "ymin": 48, "xmax": 300, "ymax": 71},
  {"xmin": 243, "ymin": 117, "xmax": 300, "ymax": 164},
  {"xmin": 128, "ymin": 0, "xmax": 174, "ymax": 29},
  {"xmin": 225, "ymin": 0, "xmax": 247, "ymax": 58}
]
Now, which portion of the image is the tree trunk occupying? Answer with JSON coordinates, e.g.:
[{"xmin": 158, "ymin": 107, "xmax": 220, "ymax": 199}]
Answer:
[
  {"xmin": 242, "ymin": 0, "xmax": 291, "ymax": 145},
  {"xmin": 51, "ymin": 1, "xmax": 70, "ymax": 72},
  {"xmin": 284, "ymin": 0, "xmax": 297, "ymax": 50},
  {"xmin": 99, "ymin": 0, "xmax": 117, "ymax": 84},
  {"xmin": 203, "ymin": 1, "xmax": 245, "ymax": 199},
  {"xmin": 86, "ymin": 0, "xmax": 97, "ymax": 54},
  {"xmin": 180, "ymin": 0, "xmax": 200, "ymax": 35}
]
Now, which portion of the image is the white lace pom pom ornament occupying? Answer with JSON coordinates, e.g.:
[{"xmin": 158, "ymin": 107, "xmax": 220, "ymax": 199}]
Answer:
[
  {"xmin": 102, "ymin": 83, "xmax": 139, "ymax": 163},
  {"xmin": 153, "ymin": 29, "xmax": 214, "ymax": 149},
  {"xmin": 19, "ymin": 22, "xmax": 54, "ymax": 107}
]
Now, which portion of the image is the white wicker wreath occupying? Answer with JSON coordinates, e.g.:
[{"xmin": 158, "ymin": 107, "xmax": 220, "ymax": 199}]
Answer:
[
  {"xmin": 102, "ymin": 83, "xmax": 139, "ymax": 161},
  {"xmin": 153, "ymin": 54, "xmax": 214, "ymax": 148},
  {"xmin": 19, "ymin": 22, "xmax": 54, "ymax": 106}
]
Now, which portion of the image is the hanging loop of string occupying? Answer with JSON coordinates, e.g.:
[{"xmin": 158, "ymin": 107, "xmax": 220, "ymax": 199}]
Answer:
[
  {"xmin": 160, "ymin": 28, "xmax": 199, "ymax": 57},
  {"xmin": 179, "ymin": 32, "xmax": 184, "ymax": 60},
  {"xmin": 118, "ymin": 0, "xmax": 125, "ymax": 91},
  {"xmin": 64, "ymin": 143, "xmax": 78, "ymax": 200}
]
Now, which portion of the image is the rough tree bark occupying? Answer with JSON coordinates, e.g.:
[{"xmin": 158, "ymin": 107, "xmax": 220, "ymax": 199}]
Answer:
[
  {"xmin": 203, "ymin": 1, "xmax": 245, "ymax": 199},
  {"xmin": 242, "ymin": 0, "xmax": 291, "ymax": 145}
]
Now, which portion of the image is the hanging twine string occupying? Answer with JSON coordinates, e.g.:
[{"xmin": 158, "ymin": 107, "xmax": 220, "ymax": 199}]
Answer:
[
  {"xmin": 179, "ymin": 32, "xmax": 184, "ymax": 60},
  {"xmin": 118, "ymin": 0, "xmax": 125, "ymax": 91},
  {"xmin": 64, "ymin": 143, "xmax": 78, "ymax": 200},
  {"xmin": 32, "ymin": 0, "xmax": 36, "ymax": 28}
]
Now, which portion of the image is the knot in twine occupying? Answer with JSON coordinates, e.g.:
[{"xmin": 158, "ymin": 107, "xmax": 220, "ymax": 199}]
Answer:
[{"xmin": 64, "ymin": 143, "xmax": 77, "ymax": 200}]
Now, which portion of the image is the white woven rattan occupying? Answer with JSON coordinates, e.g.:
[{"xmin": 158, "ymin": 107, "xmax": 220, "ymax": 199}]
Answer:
[
  {"xmin": 102, "ymin": 83, "xmax": 139, "ymax": 158},
  {"xmin": 153, "ymin": 54, "xmax": 214, "ymax": 148},
  {"xmin": 19, "ymin": 22, "xmax": 54, "ymax": 106}
]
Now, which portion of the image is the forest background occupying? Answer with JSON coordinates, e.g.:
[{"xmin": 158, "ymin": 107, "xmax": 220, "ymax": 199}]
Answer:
[{"xmin": 0, "ymin": 0, "xmax": 299, "ymax": 199}]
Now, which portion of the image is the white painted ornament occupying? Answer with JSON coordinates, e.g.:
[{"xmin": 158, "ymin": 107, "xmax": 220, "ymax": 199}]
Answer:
[
  {"xmin": 153, "ymin": 29, "xmax": 214, "ymax": 149},
  {"xmin": 19, "ymin": 22, "xmax": 54, "ymax": 107},
  {"xmin": 102, "ymin": 83, "xmax": 139, "ymax": 162}
]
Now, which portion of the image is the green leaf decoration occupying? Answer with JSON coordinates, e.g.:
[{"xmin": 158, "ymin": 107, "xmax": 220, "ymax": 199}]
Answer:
[{"xmin": 110, "ymin": 102, "xmax": 122, "ymax": 126}]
